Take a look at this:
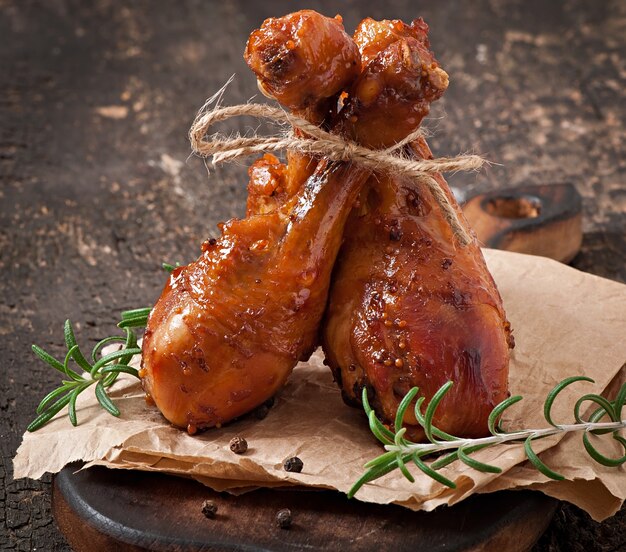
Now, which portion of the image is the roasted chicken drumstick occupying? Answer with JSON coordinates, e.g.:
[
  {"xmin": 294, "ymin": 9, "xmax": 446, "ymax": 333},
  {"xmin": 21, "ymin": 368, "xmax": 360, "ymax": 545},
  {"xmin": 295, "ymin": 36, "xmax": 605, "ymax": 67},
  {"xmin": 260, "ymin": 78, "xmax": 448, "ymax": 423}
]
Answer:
[
  {"xmin": 244, "ymin": 10, "xmax": 360, "ymax": 217},
  {"xmin": 142, "ymin": 10, "xmax": 510, "ymax": 441},
  {"xmin": 141, "ymin": 11, "xmax": 362, "ymax": 432},
  {"xmin": 322, "ymin": 18, "xmax": 513, "ymax": 440},
  {"xmin": 141, "ymin": 160, "xmax": 367, "ymax": 432},
  {"xmin": 141, "ymin": 10, "xmax": 451, "ymax": 432}
]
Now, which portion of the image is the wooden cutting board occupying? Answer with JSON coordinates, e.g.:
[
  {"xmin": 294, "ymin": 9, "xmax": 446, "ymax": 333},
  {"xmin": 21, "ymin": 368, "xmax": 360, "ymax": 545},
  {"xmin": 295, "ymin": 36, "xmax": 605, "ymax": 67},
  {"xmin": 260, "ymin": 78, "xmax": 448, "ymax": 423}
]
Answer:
[
  {"xmin": 52, "ymin": 184, "xmax": 579, "ymax": 551},
  {"xmin": 54, "ymin": 463, "xmax": 557, "ymax": 552}
]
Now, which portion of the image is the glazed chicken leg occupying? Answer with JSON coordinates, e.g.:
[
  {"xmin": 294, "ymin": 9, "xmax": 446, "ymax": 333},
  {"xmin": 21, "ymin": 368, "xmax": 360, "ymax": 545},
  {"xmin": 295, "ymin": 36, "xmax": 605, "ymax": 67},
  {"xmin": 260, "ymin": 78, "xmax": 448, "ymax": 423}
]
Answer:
[
  {"xmin": 244, "ymin": 10, "xmax": 360, "ymax": 217},
  {"xmin": 142, "ymin": 161, "xmax": 370, "ymax": 432},
  {"xmin": 141, "ymin": 10, "xmax": 450, "ymax": 432},
  {"xmin": 141, "ymin": 12, "xmax": 362, "ymax": 432},
  {"xmin": 244, "ymin": 13, "xmax": 449, "ymax": 213},
  {"xmin": 142, "ymin": 10, "xmax": 509, "ymax": 439},
  {"xmin": 322, "ymin": 19, "xmax": 513, "ymax": 440}
]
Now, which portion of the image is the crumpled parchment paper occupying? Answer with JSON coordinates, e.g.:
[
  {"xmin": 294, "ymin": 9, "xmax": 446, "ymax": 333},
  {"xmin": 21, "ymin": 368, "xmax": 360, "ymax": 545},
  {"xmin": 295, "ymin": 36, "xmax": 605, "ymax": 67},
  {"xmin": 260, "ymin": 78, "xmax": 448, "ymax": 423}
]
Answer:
[{"xmin": 14, "ymin": 249, "xmax": 626, "ymax": 521}]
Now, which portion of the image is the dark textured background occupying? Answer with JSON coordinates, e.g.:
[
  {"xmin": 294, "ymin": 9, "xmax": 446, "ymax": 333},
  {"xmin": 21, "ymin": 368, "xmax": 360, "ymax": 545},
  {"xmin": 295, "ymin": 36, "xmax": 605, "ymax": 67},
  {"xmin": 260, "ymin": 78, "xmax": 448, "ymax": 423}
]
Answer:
[{"xmin": 1, "ymin": 0, "xmax": 624, "ymax": 550}]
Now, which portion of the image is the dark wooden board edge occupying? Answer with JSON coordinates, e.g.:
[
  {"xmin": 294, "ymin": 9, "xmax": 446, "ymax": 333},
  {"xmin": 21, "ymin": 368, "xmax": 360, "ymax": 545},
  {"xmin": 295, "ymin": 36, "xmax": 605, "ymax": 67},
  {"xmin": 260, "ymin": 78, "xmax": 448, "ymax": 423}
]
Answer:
[{"xmin": 53, "ymin": 463, "xmax": 558, "ymax": 552}]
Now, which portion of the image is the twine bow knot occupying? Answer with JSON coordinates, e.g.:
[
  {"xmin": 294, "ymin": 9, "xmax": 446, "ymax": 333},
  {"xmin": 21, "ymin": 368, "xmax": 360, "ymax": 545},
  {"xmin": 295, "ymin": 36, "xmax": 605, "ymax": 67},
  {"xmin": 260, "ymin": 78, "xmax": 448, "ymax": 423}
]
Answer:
[{"xmin": 190, "ymin": 100, "xmax": 484, "ymax": 246}]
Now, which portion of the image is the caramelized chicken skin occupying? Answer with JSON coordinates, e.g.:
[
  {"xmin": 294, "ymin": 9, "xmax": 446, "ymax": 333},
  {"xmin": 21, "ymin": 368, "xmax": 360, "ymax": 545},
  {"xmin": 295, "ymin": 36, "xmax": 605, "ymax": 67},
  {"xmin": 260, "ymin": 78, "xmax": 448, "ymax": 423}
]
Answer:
[
  {"xmin": 142, "ymin": 11, "xmax": 511, "ymax": 440},
  {"xmin": 322, "ymin": 19, "xmax": 512, "ymax": 440},
  {"xmin": 244, "ymin": 10, "xmax": 360, "ymax": 124},
  {"xmin": 142, "ymin": 159, "xmax": 369, "ymax": 432},
  {"xmin": 144, "ymin": 10, "xmax": 443, "ymax": 432},
  {"xmin": 141, "ymin": 12, "xmax": 364, "ymax": 432},
  {"xmin": 335, "ymin": 18, "xmax": 449, "ymax": 149},
  {"xmin": 322, "ymin": 142, "xmax": 513, "ymax": 439},
  {"xmin": 245, "ymin": 16, "xmax": 449, "ymax": 213},
  {"xmin": 245, "ymin": 153, "xmax": 289, "ymax": 216},
  {"xmin": 244, "ymin": 11, "xmax": 360, "ymax": 217}
]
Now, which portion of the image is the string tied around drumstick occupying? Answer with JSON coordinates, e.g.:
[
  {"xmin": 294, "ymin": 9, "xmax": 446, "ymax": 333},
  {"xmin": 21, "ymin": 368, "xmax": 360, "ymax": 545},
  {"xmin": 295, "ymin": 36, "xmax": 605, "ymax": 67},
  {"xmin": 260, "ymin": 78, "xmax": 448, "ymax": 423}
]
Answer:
[{"xmin": 190, "ymin": 99, "xmax": 484, "ymax": 246}]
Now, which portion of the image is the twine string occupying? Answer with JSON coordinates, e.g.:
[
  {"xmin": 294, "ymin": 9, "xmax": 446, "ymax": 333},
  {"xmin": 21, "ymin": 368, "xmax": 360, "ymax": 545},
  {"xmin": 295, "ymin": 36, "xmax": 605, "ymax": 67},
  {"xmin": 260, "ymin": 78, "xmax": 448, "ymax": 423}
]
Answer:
[{"xmin": 190, "ymin": 102, "xmax": 481, "ymax": 246}]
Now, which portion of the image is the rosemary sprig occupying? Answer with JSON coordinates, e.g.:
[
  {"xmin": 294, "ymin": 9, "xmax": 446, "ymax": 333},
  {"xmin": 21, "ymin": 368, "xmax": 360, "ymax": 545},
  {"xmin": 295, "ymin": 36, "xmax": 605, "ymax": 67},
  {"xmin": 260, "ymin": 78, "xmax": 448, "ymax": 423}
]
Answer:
[
  {"xmin": 28, "ymin": 308, "xmax": 151, "ymax": 431},
  {"xmin": 349, "ymin": 377, "xmax": 626, "ymax": 498},
  {"xmin": 28, "ymin": 261, "xmax": 183, "ymax": 431}
]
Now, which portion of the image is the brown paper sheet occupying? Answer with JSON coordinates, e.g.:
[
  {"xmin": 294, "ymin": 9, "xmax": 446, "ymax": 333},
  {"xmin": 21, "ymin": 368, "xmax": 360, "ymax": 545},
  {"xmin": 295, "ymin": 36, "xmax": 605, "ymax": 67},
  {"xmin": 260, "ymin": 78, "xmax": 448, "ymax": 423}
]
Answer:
[{"xmin": 13, "ymin": 249, "xmax": 626, "ymax": 521}]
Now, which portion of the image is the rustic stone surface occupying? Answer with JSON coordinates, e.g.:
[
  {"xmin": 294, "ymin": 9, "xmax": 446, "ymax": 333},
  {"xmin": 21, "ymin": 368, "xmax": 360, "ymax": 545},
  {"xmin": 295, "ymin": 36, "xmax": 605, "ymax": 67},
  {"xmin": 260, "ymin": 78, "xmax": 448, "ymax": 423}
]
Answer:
[{"xmin": 0, "ymin": 1, "xmax": 624, "ymax": 550}]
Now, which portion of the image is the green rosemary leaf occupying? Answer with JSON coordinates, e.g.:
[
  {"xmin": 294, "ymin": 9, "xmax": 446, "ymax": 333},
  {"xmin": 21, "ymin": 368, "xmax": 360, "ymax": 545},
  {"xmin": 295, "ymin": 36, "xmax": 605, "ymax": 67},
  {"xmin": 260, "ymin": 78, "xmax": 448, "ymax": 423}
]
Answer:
[
  {"xmin": 423, "ymin": 381, "xmax": 453, "ymax": 443},
  {"xmin": 352, "ymin": 375, "xmax": 625, "ymax": 498},
  {"xmin": 101, "ymin": 364, "xmax": 140, "ymax": 378},
  {"xmin": 372, "ymin": 454, "xmax": 412, "ymax": 479},
  {"xmin": 431, "ymin": 450, "xmax": 459, "ymax": 470},
  {"xmin": 121, "ymin": 307, "xmax": 152, "ymax": 320},
  {"xmin": 582, "ymin": 433, "xmax": 626, "ymax": 467},
  {"xmin": 458, "ymin": 445, "xmax": 502, "ymax": 473},
  {"xmin": 118, "ymin": 307, "xmax": 150, "ymax": 329},
  {"xmin": 27, "ymin": 393, "xmax": 73, "ymax": 432},
  {"xmin": 32, "ymin": 344, "xmax": 82, "ymax": 380},
  {"xmin": 31, "ymin": 344, "xmax": 66, "ymax": 373},
  {"xmin": 589, "ymin": 406, "xmax": 610, "ymax": 422},
  {"xmin": 414, "ymin": 396, "xmax": 458, "ymax": 442},
  {"xmin": 588, "ymin": 406, "xmax": 616, "ymax": 435},
  {"xmin": 348, "ymin": 453, "xmax": 415, "ymax": 498},
  {"xmin": 488, "ymin": 395, "xmax": 523, "ymax": 434},
  {"xmin": 362, "ymin": 387, "xmax": 396, "ymax": 444},
  {"xmin": 347, "ymin": 474, "xmax": 374, "ymax": 499},
  {"xmin": 361, "ymin": 386, "xmax": 373, "ymax": 414},
  {"xmin": 396, "ymin": 452, "xmax": 415, "ymax": 482},
  {"xmin": 412, "ymin": 453, "xmax": 456, "ymax": 488},
  {"xmin": 91, "ymin": 347, "xmax": 142, "ymax": 375},
  {"xmin": 524, "ymin": 436, "xmax": 564, "ymax": 480},
  {"xmin": 347, "ymin": 472, "xmax": 377, "ymax": 499},
  {"xmin": 67, "ymin": 386, "xmax": 85, "ymax": 427},
  {"xmin": 36, "ymin": 384, "xmax": 73, "ymax": 414},
  {"xmin": 95, "ymin": 381, "xmax": 121, "ymax": 417},
  {"xmin": 122, "ymin": 327, "xmax": 138, "ymax": 359},
  {"xmin": 162, "ymin": 262, "xmax": 181, "ymax": 274},
  {"xmin": 29, "ymin": 308, "xmax": 148, "ymax": 431},
  {"xmin": 102, "ymin": 370, "xmax": 120, "ymax": 388},
  {"xmin": 394, "ymin": 387, "xmax": 419, "ymax": 433},
  {"xmin": 574, "ymin": 394, "xmax": 617, "ymax": 424},
  {"xmin": 394, "ymin": 426, "xmax": 409, "ymax": 448},
  {"xmin": 118, "ymin": 316, "xmax": 150, "ymax": 329},
  {"xmin": 103, "ymin": 328, "xmax": 140, "ymax": 368},
  {"xmin": 354, "ymin": 458, "xmax": 401, "ymax": 488},
  {"xmin": 544, "ymin": 375, "xmax": 594, "ymax": 427},
  {"xmin": 413, "ymin": 396, "xmax": 426, "ymax": 423},
  {"xmin": 363, "ymin": 450, "xmax": 397, "ymax": 469},
  {"xmin": 63, "ymin": 346, "xmax": 85, "ymax": 381},
  {"xmin": 91, "ymin": 336, "xmax": 126, "ymax": 363},
  {"xmin": 63, "ymin": 320, "xmax": 92, "ymax": 372},
  {"xmin": 614, "ymin": 382, "xmax": 626, "ymax": 419},
  {"xmin": 367, "ymin": 411, "xmax": 395, "ymax": 446}
]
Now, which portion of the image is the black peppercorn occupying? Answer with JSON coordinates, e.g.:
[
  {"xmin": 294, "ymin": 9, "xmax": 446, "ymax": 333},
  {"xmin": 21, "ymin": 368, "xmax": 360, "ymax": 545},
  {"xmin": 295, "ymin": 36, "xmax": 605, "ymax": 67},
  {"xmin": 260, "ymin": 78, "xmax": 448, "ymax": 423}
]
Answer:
[
  {"xmin": 229, "ymin": 435, "xmax": 248, "ymax": 454},
  {"xmin": 201, "ymin": 500, "xmax": 218, "ymax": 519},
  {"xmin": 283, "ymin": 456, "xmax": 303, "ymax": 473},
  {"xmin": 275, "ymin": 508, "xmax": 292, "ymax": 529}
]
